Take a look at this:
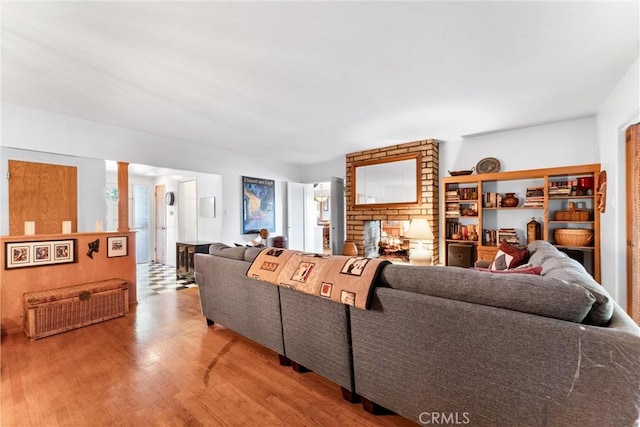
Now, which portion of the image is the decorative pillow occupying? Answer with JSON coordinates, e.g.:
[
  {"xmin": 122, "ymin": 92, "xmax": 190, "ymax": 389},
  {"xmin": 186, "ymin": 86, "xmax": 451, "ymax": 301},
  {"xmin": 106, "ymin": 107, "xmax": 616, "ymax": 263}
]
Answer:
[
  {"xmin": 475, "ymin": 265, "xmax": 542, "ymax": 275},
  {"xmin": 490, "ymin": 240, "xmax": 529, "ymax": 270}
]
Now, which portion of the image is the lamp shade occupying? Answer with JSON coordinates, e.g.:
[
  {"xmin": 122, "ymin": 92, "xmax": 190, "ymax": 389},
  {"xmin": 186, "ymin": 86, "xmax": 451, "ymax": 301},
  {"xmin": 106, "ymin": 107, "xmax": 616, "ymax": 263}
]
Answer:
[{"xmin": 406, "ymin": 218, "xmax": 434, "ymax": 240}]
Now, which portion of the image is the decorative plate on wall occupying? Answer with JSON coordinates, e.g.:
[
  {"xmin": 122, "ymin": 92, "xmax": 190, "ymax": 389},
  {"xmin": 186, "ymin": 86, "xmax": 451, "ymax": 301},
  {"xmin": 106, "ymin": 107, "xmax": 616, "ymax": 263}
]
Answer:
[{"xmin": 476, "ymin": 157, "xmax": 501, "ymax": 174}]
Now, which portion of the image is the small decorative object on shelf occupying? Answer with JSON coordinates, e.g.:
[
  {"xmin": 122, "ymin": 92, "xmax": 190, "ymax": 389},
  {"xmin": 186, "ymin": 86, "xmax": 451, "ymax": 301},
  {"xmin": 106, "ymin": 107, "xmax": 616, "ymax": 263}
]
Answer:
[
  {"xmin": 555, "ymin": 229, "xmax": 593, "ymax": 247},
  {"xmin": 554, "ymin": 202, "xmax": 591, "ymax": 221},
  {"xmin": 259, "ymin": 228, "xmax": 270, "ymax": 245},
  {"xmin": 576, "ymin": 176, "xmax": 594, "ymax": 195},
  {"xmin": 342, "ymin": 240, "xmax": 358, "ymax": 256},
  {"xmin": 502, "ymin": 193, "xmax": 519, "ymax": 207},
  {"xmin": 527, "ymin": 218, "xmax": 541, "ymax": 243},
  {"xmin": 448, "ymin": 168, "xmax": 474, "ymax": 176},
  {"xmin": 476, "ymin": 157, "xmax": 501, "ymax": 174}
]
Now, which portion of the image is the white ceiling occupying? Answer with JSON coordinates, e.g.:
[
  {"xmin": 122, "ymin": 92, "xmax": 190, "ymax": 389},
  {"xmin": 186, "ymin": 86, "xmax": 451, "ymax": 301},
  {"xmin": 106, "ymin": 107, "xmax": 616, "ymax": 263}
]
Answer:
[{"xmin": 2, "ymin": 1, "xmax": 638, "ymax": 166}]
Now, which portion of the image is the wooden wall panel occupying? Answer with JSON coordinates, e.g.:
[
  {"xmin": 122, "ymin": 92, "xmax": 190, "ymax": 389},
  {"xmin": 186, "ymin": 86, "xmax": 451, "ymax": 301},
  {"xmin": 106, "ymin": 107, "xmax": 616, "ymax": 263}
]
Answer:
[{"xmin": 8, "ymin": 160, "xmax": 77, "ymax": 235}]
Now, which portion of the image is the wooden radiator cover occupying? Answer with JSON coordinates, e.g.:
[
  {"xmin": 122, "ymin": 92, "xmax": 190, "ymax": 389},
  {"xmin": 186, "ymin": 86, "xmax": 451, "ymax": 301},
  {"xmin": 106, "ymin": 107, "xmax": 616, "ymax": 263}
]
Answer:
[{"xmin": 23, "ymin": 279, "xmax": 129, "ymax": 341}]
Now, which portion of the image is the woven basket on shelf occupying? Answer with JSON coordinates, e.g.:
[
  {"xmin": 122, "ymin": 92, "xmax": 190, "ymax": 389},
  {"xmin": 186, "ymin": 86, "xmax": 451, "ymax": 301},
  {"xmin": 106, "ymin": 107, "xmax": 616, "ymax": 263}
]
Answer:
[
  {"xmin": 554, "ymin": 210, "xmax": 591, "ymax": 221},
  {"xmin": 554, "ymin": 229, "xmax": 594, "ymax": 246}
]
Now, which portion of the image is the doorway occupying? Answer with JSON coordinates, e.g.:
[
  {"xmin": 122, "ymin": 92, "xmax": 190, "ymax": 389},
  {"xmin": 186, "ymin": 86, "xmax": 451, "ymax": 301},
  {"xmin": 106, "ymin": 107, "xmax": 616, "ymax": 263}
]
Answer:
[
  {"xmin": 287, "ymin": 178, "xmax": 345, "ymax": 254},
  {"xmin": 155, "ymin": 184, "xmax": 166, "ymax": 264},
  {"xmin": 314, "ymin": 182, "xmax": 331, "ymax": 254},
  {"xmin": 132, "ymin": 184, "xmax": 151, "ymax": 263}
]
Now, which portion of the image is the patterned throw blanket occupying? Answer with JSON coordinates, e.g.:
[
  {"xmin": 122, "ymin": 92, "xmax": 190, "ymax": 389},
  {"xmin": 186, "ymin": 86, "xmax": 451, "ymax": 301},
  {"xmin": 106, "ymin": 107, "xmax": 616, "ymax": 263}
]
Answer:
[{"xmin": 246, "ymin": 249, "xmax": 389, "ymax": 310}]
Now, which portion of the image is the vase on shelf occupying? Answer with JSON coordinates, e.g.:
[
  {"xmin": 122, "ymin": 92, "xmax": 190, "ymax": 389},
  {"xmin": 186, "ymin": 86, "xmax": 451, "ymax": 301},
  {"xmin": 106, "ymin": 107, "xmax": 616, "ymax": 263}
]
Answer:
[
  {"xmin": 502, "ymin": 193, "xmax": 519, "ymax": 207},
  {"xmin": 342, "ymin": 240, "xmax": 358, "ymax": 256}
]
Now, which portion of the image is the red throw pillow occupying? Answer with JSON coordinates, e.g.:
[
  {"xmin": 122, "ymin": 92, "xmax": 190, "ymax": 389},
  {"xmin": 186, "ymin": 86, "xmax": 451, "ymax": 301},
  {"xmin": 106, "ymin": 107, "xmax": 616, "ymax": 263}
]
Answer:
[
  {"xmin": 490, "ymin": 240, "xmax": 529, "ymax": 271},
  {"xmin": 475, "ymin": 265, "xmax": 542, "ymax": 275}
]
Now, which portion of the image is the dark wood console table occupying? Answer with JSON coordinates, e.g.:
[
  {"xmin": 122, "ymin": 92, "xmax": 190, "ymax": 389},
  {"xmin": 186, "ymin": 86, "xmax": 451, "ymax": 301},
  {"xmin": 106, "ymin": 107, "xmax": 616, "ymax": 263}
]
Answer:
[{"xmin": 176, "ymin": 241, "xmax": 213, "ymax": 281}]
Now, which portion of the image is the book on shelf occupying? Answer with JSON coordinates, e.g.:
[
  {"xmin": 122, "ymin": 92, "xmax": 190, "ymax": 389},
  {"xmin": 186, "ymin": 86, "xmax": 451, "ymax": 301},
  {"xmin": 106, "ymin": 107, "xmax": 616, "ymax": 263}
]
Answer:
[
  {"xmin": 548, "ymin": 180, "xmax": 574, "ymax": 197},
  {"xmin": 484, "ymin": 228, "xmax": 521, "ymax": 245},
  {"xmin": 446, "ymin": 203, "xmax": 460, "ymax": 215},
  {"xmin": 523, "ymin": 186, "xmax": 545, "ymax": 207},
  {"xmin": 497, "ymin": 228, "xmax": 520, "ymax": 245},
  {"xmin": 445, "ymin": 190, "xmax": 460, "ymax": 202},
  {"xmin": 525, "ymin": 186, "xmax": 545, "ymax": 197},
  {"xmin": 446, "ymin": 187, "xmax": 477, "ymax": 201},
  {"xmin": 483, "ymin": 229, "xmax": 498, "ymax": 246},
  {"xmin": 483, "ymin": 192, "xmax": 503, "ymax": 208},
  {"xmin": 459, "ymin": 187, "xmax": 478, "ymax": 201}
]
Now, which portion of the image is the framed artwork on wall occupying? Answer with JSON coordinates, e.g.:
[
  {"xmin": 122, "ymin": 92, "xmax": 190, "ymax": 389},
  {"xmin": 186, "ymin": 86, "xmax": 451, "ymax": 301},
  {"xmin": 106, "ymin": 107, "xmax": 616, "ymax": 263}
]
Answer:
[
  {"xmin": 242, "ymin": 176, "xmax": 275, "ymax": 234},
  {"xmin": 107, "ymin": 236, "xmax": 128, "ymax": 258},
  {"xmin": 5, "ymin": 239, "xmax": 76, "ymax": 269}
]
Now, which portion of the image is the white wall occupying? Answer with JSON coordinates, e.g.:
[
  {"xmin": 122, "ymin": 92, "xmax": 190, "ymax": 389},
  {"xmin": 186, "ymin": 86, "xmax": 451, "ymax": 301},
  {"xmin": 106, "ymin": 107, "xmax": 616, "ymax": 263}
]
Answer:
[
  {"xmin": 178, "ymin": 179, "xmax": 197, "ymax": 242},
  {"xmin": 441, "ymin": 116, "xmax": 599, "ymax": 175},
  {"xmin": 1, "ymin": 102, "xmax": 303, "ymax": 246},
  {"xmin": 195, "ymin": 172, "xmax": 223, "ymax": 243},
  {"xmin": 0, "ymin": 147, "xmax": 106, "ymax": 234},
  {"xmin": 300, "ymin": 155, "xmax": 345, "ymax": 183},
  {"xmin": 596, "ymin": 57, "xmax": 640, "ymax": 306}
]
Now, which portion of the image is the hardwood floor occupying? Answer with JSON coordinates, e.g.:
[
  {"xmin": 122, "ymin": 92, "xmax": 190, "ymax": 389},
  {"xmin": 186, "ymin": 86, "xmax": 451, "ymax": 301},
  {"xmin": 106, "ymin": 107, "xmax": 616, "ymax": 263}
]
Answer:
[{"xmin": 1, "ymin": 288, "xmax": 415, "ymax": 426}]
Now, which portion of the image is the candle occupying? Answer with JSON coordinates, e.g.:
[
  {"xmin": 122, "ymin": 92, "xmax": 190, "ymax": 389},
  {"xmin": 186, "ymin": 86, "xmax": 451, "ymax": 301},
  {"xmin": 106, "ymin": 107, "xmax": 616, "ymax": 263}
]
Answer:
[
  {"xmin": 62, "ymin": 221, "xmax": 72, "ymax": 234},
  {"xmin": 95, "ymin": 220, "xmax": 103, "ymax": 232},
  {"xmin": 24, "ymin": 221, "xmax": 35, "ymax": 235}
]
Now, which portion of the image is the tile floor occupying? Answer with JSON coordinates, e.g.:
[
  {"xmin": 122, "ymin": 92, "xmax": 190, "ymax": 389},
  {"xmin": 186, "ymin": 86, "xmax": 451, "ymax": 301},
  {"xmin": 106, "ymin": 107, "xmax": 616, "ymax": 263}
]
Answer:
[{"xmin": 136, "ymin": 261, "xmax": 197, "ymax": 299}]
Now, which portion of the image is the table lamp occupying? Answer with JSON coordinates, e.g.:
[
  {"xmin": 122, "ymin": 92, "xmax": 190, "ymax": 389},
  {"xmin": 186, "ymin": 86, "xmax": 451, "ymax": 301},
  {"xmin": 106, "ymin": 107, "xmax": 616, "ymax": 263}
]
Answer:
[{"xmin": 406, "ymin": 218, "xmax": 434, "ymax": 266}]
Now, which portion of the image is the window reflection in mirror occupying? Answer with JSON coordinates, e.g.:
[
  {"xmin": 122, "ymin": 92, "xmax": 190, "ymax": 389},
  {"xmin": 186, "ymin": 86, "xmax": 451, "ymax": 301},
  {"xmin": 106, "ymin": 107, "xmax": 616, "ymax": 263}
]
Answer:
[{"xmin": 353, "ymin": 154, "xmax": 420, "ymax": 207}]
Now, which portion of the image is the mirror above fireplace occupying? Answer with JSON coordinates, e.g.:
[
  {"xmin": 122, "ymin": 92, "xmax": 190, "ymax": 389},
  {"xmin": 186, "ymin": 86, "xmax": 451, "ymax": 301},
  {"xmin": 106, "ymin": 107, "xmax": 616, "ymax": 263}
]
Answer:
[{"xmin": 353, "ymin": 153, "xmax": 421, "ymax": 208}]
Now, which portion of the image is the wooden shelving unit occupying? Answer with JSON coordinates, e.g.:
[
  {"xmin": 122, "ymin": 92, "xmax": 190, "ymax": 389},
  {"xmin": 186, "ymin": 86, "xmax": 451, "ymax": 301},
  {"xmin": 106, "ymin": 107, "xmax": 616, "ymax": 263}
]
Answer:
[{"xmin": 442, "ymin": 164, "xmax": 601, "ymax": 281}]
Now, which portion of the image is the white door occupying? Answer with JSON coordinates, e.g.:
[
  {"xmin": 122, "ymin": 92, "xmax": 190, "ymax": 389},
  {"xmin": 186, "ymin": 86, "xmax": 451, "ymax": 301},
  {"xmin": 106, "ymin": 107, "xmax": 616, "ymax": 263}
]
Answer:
[
  {"xmin": 287, "ymin": 182, "xmax": 306, "ymax": 250},
  {"xmin": 287, "ymin": 182, "xmax": 316, "ymax": 251}
]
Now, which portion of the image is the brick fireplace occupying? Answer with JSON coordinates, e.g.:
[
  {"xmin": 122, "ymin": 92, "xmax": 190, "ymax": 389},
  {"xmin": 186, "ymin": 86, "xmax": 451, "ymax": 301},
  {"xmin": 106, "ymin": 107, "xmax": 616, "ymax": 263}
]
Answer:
[{"xmin": 345, "ymin": 139, "xmax": 440, "ymax": 264}]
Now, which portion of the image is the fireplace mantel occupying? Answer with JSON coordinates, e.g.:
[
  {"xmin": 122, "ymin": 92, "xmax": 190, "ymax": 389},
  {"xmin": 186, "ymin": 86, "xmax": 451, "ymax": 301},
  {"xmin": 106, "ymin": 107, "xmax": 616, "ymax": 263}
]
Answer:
[{"xmin": 345, "ymin": 139, "xmax": 439, "ymax": 263}]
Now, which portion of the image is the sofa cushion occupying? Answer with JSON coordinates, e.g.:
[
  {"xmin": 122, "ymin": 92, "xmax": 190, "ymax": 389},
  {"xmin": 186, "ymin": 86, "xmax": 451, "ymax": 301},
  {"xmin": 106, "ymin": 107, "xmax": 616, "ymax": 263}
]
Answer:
[
  {"xmin": 527, "ymin": 241, "xmax": 614, "ymax": 326},
  {"xmin": 490, "ymin": 240, "xmax": 529, "ymax": 270},
  {"xmin": 528, "ymin": 245, "xmax": 567, "ymax": 266},
  {"xmin": 209, "ymin": 242, "xmax": 247, "ymax": 260},
  {"xmin": 541, "ymin": 257, "xmax": 613, "ymax": 325},
  {"xmin": 244, "ymin": 247, "xmax": 263, "ymax": 263},
  {"xmin": 379, "ymin": 265, "xmax": 596, "ymax": 323}
]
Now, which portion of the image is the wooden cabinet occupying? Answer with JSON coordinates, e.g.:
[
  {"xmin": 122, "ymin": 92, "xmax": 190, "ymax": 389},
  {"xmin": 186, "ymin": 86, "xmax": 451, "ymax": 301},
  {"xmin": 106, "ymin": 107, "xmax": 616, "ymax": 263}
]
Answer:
[
  {"xmin": 442, "ymin": 164, "xmax": 601, "ymax": 281},
  {"xmin": 176, "ymin": 241, "xmax": 213, "ymax": 281},
  {"xmin": 476, "ymin": 246, "xmax": 499, "ymax": 262}
]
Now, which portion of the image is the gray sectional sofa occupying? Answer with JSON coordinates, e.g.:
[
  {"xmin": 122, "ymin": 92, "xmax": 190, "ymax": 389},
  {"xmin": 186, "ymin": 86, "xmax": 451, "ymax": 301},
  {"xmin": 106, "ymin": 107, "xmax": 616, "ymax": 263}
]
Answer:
[
  {"xmin": 194, "ymin": 243, "xmax": 357, "ymax": 400},
  {"xmin": 194, "ymin": 241, "xmax": 640, "ymax": 426}
]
